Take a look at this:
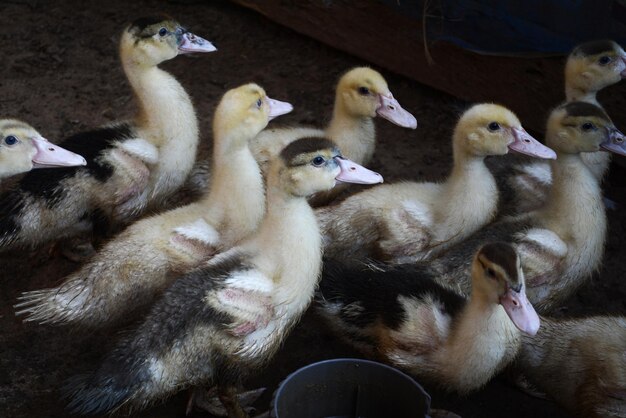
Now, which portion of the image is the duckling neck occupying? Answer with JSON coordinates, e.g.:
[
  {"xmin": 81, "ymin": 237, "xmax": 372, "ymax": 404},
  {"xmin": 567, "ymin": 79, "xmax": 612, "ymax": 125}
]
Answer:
[
  {"xmin": 540, "ymin": 153, "xmax": 606, "ymax": 269},
  {"xmin": 250, "ymin": 185, "xmax": 322, "ymax": 308},
  {"xmin": 122, "ymin": 60, "xmax": 199, "ymax": 198},
  {"xmin": 200, "ymin": 136, "xmax": 264, "ymax": 243},
  {"xmin": 124, "ymin": 61, "xmax": 198, "ymax": 149},
  {"xmin": 565, "ymin": 86, "xmax": 598, "ymax": 105},
  {"xmin": 326, "ymin": 105, "xmax": 376, "ymax": 165},
  {"xmin": 434, "ymin": 154, "xmax": 497, "ymax": 244},
  {"xmin": 441, "ymin": 293, "xmax": 520, "ymax": 391}
]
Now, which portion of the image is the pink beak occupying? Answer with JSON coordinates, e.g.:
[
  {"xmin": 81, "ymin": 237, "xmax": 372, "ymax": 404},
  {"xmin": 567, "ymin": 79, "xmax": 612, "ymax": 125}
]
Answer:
[
  {"xmin": 334, "ymin": 157, "xmax": 383, "ymax": 184},
  {"xmin": 266, "ymin": 97, "xmax": 294, "ymax": 121},
  {"xmin": 600, "ymin": 127, "xmax": 626, "ymax": 156},
  {"xmin": 500, "ymin": 283, "xmax": 540, "ymax": 336},
  {"xmin": 508, "ymin": 127, "xmax": 556, "ymax": 160},
  {"xmin": 31, "ymin": 137, "xmax": 87, "ymax": 168},
  {"xmin": 376, "ymin": 94, "xmax": 417, "ymax": 129},
  {"xmin": 178, "ymin": 31, "xmax": 217, "ymax": 54}
]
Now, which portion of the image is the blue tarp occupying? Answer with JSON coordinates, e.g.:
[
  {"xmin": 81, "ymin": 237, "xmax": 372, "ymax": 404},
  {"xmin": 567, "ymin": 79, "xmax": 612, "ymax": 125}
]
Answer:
[{"xmin": 382, "ymin": 0, "xmax": 626, "ymax": 55}]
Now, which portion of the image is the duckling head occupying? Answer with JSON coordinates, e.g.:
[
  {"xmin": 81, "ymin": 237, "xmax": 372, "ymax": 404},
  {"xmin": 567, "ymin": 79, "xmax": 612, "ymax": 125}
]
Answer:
[
  {"xmin": 565, "ymin": 40, "xmax": 626, "ymax": 96},
  {"xmin": 472, "ymin": 242, "xmax": 540, "ymax": 336},
  {"xmin": 0, "ymin": 119, "xmax": 86, "ymax": 178},
  {"xmin": 213, "ymin": 83, "xmax": 293, "ymax": 149},
  {"xmin": 546, "ymin": 101, "xmax": 626, "ymax": 156},
  {"xmin": 120, "ymin": 16, "xmax": 216, "ymax": 67},
  {"xmin": 453, "ymin": 104, "xmax": 555, "ymax": 160},
  {"xmin": 335, "ymin": 67, "xmax": 417, "ymax": 128},
  {"xmin": 273, "ymin": 137, "xmax": 383, "ymax": 197}
]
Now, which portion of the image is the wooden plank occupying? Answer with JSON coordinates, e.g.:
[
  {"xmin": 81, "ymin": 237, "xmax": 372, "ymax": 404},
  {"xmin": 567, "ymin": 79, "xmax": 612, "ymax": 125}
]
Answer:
[{"xmin": 232, "ymin": 0, "xmax": 626, "ymax": 135}]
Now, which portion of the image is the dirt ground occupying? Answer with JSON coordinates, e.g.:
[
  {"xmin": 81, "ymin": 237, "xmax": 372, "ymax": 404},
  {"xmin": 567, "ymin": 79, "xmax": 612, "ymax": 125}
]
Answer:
[{"xmin": 1, "ymin": 1, "xmax": 625, "ymax": 417}]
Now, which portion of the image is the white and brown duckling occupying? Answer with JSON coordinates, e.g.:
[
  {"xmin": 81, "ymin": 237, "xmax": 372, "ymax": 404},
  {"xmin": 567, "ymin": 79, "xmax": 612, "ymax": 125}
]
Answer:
[
  {"xmin": 416, "ymin": 101, "xmax": 626, "ymax": 313},
  {"xmin": 317, "ymin": 103, "xmax": 554, "ymax": 263},
  {"xmin": 317, "ymin": 242, "xmax": 539, "ymax": 394},
  {"xmin": 490, "ymin": 40, "xmax": 626, "ymax": 214},
  {"xmin": 63, "ymin": 138, "xmax": 382, "ymax": 417},
  {"xmin": 15, "ymin": 84, "xmax": 292, "ymax": 328},
  {"xmin": 0, "ymin": 16, "xmax": 215, "ymax": 251},
  {"xmin": 516, "ymin": 315, "xmax": 626, "ymax": 418},
  {"xmin": 0, "ymin": 119, "xmax": 85, "ymax": 179},
  {"xmin": 250, "ymin": 66, "xmax": 416, "ymax": 205}
]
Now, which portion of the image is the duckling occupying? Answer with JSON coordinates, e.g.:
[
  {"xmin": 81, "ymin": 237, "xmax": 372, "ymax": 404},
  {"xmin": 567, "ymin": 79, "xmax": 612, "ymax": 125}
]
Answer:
[
  {"xmin": 16, "ymin": 84, "xmax": 293, "ymax": 328},
  {"xmin": 0, "ymin": 16, "xmax": 215, "ymax": 251},
  {"xmin": 566, "ymin": 40, "xmax": 626, "ymax": 104},
  {"xmin": 317, "ymin": 242, "xmax": 539, "ymax": 394},
  {"xmin": 64, "ymin": 137, "xmax": 382, "ymax": 417},
  {"xmin": 490, "ymin": 40, "xmax": 626, "ymax": 214},
  {"xmin": 421, "ymin": 102, "xmax": 626, "ymax": 313},
  {"xmin": 250, "ymin": 66, "xmax": 416, "ymax": 205},
  {"xmin": 516, "ymin": 315, "xmax": 626, "ymax": 418},
  {"xmin": 0, "ymin": 119, "xmax": 86, "ymax": 179},
  {"xmin": 317, "ymin": 104, "xmax": 555, "ymax": 263}
]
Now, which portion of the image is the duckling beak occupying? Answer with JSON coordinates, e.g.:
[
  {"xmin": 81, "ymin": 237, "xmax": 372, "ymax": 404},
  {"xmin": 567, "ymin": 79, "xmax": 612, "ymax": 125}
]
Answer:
[
  {"xmin": 600, "ymin": 127, "xmax": 626, "ymax": 156},
  {"xmin": 334, "ymin": 157, "xmax": 383, "ymax": 184},
  {"xmin": 266, "ymin": 97, "xmax": 294, "ymax": 121},
  {"xmin": 178, "ymin": 31, "xmax": 217, "ymax": 54},
  {"xmin": 500, "ymin": 283, "xmax": 540, "ymax": 336},
  {"xmin": 508, "ymin": 127, "xmax": 557, "ymax": 159},
  {"xmin": 376, "ymin": 94, "xmax": 417, "ymax": 129},
  {"xmin": 31, "ymin": 137, "xmax": 87, "ymax": 168}
]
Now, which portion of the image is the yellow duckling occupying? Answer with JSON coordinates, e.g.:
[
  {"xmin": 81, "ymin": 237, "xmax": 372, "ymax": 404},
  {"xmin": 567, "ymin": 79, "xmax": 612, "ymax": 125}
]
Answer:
[
  {"xmin": 63, "ymin": 138, "xmax": 382, "ymax": 416},
  {"xmin": 0, "ymin": 16, "xmax": 215, "ymax": 251},
  {"xmin": 318, "ymin": 104, "xmax": 554, "ymax": 263},
  {"xmin": 317, "ymin": 242, "xmax": 539, "ymax": 394}
]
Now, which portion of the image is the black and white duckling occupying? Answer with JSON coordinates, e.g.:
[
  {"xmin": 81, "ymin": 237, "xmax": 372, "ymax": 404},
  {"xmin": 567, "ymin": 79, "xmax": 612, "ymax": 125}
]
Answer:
[
  {"xmin": 317, "ymin": 242, "xmax": 539, "ymax": 394},
  {"xmin": 64, "ymin": 137, "xmax": 382, "ymax": 417},
  {"xmin": 490, "ymin": 40, "xmax": 626, "ymax": 214},
  {"xmin": 419, "ymin": 102, "xmax": 626, "ymax": 313},
  {"xmin": 516, "ymin": 315, "xmax": 626, "ymax": 418},
  {"xmin": 0, "ymin": 119, "xmax": 85, "ymax": 179},
  {"xmin": 0, "ymin": 16, "xmax": 215, "ymax": 251},
  {"xmin": 317, "ymin": 103, "xmax": 554, "ymax": 263},
  {"xmin": 16, "ymin": 84, "xmax": 292, "ymax": 327},
  {"xmin": 250, "ymin": 66, "xmax": 416, "ymax": 205}
]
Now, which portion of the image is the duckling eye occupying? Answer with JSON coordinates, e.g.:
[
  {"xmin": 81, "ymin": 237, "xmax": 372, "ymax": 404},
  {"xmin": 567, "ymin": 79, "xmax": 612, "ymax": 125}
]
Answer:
[
  {"xmin": 488, "ymin": 122, "xmax": 501, "ymax": 132},
  {"xmin": 256, "ymin": 98, "xmax": 263, "ymax": 108},
  {"xmin": 582, "ymin": 122, "xmax": 596, "ymax": 131},
  {"xmin": 486, "ymin": 267, "xmax": 496, "ymax": 279},
  {"xmin": 158, "ymin": 27, "xmax": 168, "ymax": 37},
  {"xmin": 312, "ymin": 156, "xmax": 325, "ymax": 166},
  {"xmin": 4, "ymin": 135, "xmax": 18, "ymax": 146},
  {"xmin": 598, "ymin": 56, "xmax": 612, "ymax": 65},
  {"xmin": 358, "ymin": 87, "xmax": 370, "ymax": 96}
]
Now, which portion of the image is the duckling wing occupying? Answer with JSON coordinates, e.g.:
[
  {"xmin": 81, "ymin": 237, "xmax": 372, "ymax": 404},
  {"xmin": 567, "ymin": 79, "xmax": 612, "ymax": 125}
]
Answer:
[
  {"xmin": 487, "ymin": 154, "xmax": 552, "ymax": 216},
  {"xmin": 514, "ymin": 228, "xmax": 568, "ymax": 286},
  {"xmin": 205, "ymin": 268, "xmax": 275, "ymax": 337},
  {"xmin": 377, "ymin": 197, "xmax": 434, "ymax": 262}
]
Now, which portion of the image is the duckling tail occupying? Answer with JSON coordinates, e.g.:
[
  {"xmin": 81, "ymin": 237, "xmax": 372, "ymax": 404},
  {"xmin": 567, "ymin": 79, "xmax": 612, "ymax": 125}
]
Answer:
[{"xmin": 65, "ymin": 372, "xmax": 135, "ymax": 415}]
